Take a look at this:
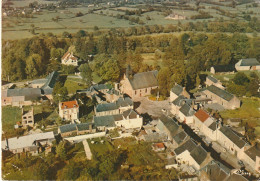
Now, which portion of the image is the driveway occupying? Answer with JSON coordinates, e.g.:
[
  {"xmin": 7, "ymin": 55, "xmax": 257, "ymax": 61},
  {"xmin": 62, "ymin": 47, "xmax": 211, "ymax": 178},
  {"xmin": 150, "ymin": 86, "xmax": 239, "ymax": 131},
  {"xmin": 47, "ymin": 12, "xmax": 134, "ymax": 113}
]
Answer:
[{"xmin": 134, "ymin": 97, "xmax": 171, "ymax": 118}]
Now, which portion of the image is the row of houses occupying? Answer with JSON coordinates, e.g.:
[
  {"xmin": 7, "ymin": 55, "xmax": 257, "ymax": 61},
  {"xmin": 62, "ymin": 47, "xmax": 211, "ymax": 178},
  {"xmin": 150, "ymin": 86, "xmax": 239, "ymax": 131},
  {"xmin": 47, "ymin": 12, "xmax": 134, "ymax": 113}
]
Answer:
[{"xmin": 2, "ymin": 71, "xmax": 59, "ymax": 107}]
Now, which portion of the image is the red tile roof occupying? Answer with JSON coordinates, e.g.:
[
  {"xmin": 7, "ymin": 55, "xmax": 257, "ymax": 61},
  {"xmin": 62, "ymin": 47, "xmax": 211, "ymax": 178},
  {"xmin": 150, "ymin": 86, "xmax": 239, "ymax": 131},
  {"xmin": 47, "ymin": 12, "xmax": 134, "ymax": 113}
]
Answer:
[
  {"xmin": 60, "ymin": 100, "xmax": 79, "ymax": 109},
  {"xmin": 153, "ymin": 143, "xmax": 165, "ymax": 149},
  {"xmin": 194, "ymin": 109, "xmax": 210, "ymax": 123},
  {"xmin": 61, "ymin": 51, "xmax": 70, "ymax": 60}
]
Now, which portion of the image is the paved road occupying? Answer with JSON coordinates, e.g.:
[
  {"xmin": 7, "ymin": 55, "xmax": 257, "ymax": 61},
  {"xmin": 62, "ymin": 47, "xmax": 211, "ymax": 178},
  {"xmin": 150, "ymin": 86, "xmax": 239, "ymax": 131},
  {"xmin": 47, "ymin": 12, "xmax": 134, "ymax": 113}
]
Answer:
[
  {"xmin": 82, "ymin": 140, "xmax": 92, "ymax": 160},
  {"xmin": 134, "ymin": 97, "xmax": 171, "ymax": 118}
]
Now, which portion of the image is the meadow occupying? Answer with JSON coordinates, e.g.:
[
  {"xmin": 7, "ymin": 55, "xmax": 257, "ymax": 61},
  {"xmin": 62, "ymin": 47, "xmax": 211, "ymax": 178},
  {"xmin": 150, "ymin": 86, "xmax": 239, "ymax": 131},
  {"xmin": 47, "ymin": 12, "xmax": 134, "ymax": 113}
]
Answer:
[{"xmin": 2, "ymin": 0, "xmax": 259, "ymax": 40}]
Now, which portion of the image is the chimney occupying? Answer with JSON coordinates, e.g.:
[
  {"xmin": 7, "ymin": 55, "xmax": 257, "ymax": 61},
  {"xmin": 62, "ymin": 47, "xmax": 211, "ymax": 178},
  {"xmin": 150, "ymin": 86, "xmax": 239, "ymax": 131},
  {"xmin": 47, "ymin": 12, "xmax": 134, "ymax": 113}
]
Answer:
[{"xmin": 89, "ymin": 124, "xmax": 92, "ymax": 132}]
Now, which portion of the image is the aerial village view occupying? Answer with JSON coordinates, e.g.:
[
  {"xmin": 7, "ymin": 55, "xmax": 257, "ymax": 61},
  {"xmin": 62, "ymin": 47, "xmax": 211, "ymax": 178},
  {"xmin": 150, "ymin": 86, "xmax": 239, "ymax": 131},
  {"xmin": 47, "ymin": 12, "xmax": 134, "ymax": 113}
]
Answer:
[{"xmin": 1, "ymin": 0, "xmax": 260, "ymax": 180}]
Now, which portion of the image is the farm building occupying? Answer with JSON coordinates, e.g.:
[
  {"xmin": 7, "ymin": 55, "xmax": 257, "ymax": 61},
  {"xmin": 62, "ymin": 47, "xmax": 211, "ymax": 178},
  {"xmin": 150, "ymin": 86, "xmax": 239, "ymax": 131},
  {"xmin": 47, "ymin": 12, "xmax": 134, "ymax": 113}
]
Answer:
[
  {"xmin": 210, "ymin": 65, "xmax": 236, "ymax": 74},
  {"xmin": 61, "ymin": 51, "xmax": 79, "ymax": 66},
  {"xmin": 235, "ymin": 58, "xmax": 260, "ymax": 71}
]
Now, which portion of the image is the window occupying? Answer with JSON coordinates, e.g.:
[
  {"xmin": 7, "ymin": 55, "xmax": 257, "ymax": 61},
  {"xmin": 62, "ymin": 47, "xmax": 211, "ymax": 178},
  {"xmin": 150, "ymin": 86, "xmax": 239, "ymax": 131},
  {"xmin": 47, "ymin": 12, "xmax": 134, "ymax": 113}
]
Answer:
[
  {"xmin": 145, "ymin": 88, "xmax": 147, "ymax": 93},
  {"xmin": 28, "ymin": 116, "xmax": 32, "ymax": 118},
  {"xmin": 135, "ymin": 91, "xmax": 137, "ymax": 95},
  {"xmin": 23, "ymin": 117, "xmax": 27, "ymax": 119}
]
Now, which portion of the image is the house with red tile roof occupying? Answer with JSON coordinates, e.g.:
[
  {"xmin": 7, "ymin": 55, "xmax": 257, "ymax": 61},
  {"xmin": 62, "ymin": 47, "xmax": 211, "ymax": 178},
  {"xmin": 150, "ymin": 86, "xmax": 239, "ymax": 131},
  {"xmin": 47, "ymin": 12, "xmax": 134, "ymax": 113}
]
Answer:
[
  {"xmin": 193, "ymin": 110, "xmax": 218, "ymax": 141},
  {"xmin": 61, "ymin": 51, "xmax": 79, "ymax": 66},
  {"xmin": 152, "ymin": 143, "xmax": 166, "ymax": 152},
  {"xmin": 59, "ymin": 100, "xmax": 79, "ymax": 122}
]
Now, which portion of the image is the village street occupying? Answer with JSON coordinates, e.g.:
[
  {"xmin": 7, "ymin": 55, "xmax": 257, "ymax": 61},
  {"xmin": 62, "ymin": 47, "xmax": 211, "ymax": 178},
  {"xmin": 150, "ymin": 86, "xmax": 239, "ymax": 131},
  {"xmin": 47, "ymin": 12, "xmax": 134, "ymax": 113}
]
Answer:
[{"xmin": 134, "ymin": 97, "xmax": 171, "ymax": 118}]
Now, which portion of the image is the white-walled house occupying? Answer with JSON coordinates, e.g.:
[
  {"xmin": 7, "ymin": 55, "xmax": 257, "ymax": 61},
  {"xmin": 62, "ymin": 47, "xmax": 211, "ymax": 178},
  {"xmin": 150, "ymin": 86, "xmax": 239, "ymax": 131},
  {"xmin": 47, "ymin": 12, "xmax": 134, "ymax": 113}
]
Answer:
[
  {"xmin": 61, "ymin": 51, "xmax": 79, "ymax": 66},
  {"xmin": 95, "ymin": 97, "xmax": 133, "ymax": 117},
  {"xmin": 170, "ymin": 84, "xmax": 190, "ymax": 102},
  {"xmin": 178, "ymin": 103, "xmax": 195, "ymax": 125},
  {"xmin": 94, "ymin": 109, "xmax": 142, "ymax": 131},
  {"xmin": 59, "ymin": 100, "xmax": 79, "ymax": 121},
  {"xmin": 174, "ymin": 139, "xmax": 212, "ymax": 171},
  {"xmin": 217, "ymin": 126, "xmax": 249, "ymax": 159},
  {"xmin": 193, "ymin": 110, "xmax": 218, "ymax": 141},
  {"xmin": 242, "ymin": 144, "xmax": 260, "ymax": 173},
  {"xmin": 235, "ymin": 58, "xmax": 260, "ymax": 71}
]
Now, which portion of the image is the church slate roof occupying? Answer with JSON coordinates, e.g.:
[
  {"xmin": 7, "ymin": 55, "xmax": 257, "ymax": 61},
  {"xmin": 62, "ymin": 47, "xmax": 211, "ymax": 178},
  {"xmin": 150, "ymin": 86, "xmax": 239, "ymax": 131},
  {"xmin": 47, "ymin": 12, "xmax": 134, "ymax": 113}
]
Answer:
[
  {"xmin": 129, "ymin": 70, "xmax": 158, "ymax": 90},
  {"xmin": 206, "ymin": 85, "xmax": 234, "ymax": 101}
]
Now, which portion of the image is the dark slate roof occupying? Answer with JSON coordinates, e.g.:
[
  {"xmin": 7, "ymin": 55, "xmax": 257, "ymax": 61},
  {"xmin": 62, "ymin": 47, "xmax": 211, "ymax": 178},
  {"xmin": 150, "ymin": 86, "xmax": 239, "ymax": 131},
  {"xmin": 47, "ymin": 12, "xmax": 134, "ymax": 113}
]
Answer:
[
  {"xmin": 116, "ymin": 97, "xmax": 133, "ymax": 107},
  {"xmin": 219, "ymin": 126, "xmax": 247, "ymax": 149},
  {"xmin": 94, "ymin": 115, "xmax": 117, "ymax": 127},
  {"xmin": 6, "ymin": 88, "xmax": 42, "ymax": 100},
  {"xmin": 190, "ymin": 145, "xmax": 208, "ymax": 165},
  {"xmin": 207, "ymin": 76, "xmax": 218, "ymax": 83},
  {"xmin": 59, "ymin": 124, "xmax": 77, "ymax": 133},
  {"xmin": 240, "ymin": 58, "xmax": 260, "ymax": 66},
  {"xmin": 200, "ymin": 160, "xmax": 230, "ymax": 181},
  {"xmin": 171, "ymin": 84, "xmax": 183, "ymax": 96},
  {"xmin": 174, "ymin": 139, "xmax": 197, "ymax": 155},
  {"xmin": 172, "ymin": 95, "xmax": 186, "ymax": 106},
  {"xmin": 76, "ymin": 123, "xmax": 93, "ymax": 131},
  {"xmin": 93, "ymin": 84, "xmax": 109, "ymax": 91},
  {"xmin": 122, "ymin": 109, "xmax": 138, "ymax": 119},
  {"xmin": 41, "ymin": 71, "xmax": 59, "ymax": 90},
  {"xmin": 96, "ymin": 103, "xmax": 118, "ymax": 112},
  {"xmin": 173, "ymin": 131, "xmax": 188, "ymax": 145},
  {"xmin": 129, "ymin": 70, "xmax": 158, "ymax": 90},
  {"xmin": 207, "ymin": 85, "xmax": 234, "ymax": 101},
  {"xmin": 179, "ymin": 103, "xmax": 195, "ymax": 117},
  {"xmin": 212, "ymin": 65, "xmax": 236, "ymax": 73},
  {"xmin": 244, "ymin": 145, "xmax": 260, "ymax": 161},
  {"xmin": 96, "ymin": 97, "xmax": 133, "ymax": 112},
  {"xmin": 159, "ymin": 115, "xmax": 179, "ymax": 138},
  {"xmin": 208, "ymin": 122, "xmax": 217, "ymax": 131}
]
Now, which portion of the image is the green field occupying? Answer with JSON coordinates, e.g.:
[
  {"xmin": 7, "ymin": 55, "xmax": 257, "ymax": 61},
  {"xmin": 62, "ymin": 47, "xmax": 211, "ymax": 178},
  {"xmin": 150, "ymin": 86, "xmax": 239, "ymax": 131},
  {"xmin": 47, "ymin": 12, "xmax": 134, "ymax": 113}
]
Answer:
[
  {"xmin": 2, "ymin": 106, "xmax": 22, "ymax": 136},
  {"xmin": 3, "ymin": 0, "xmax": 259, "ymax": 40},
  {"xmin": 220, "ymin": 97, "xmax": 260, "ymax": 138}
]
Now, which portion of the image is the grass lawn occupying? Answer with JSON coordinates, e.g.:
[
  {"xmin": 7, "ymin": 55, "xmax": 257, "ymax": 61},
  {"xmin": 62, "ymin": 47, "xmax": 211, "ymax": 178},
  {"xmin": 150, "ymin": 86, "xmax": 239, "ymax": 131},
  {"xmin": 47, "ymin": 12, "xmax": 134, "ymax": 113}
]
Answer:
[
  {"xmin": 64, "ymin": 79, "xmax": 87, "ymax": 94},
  {"xmin": 219, "ymin": 97, "xmax": 260, "ymax": 138},
  {"xmin": 2, "ymin": 106, "xmax": 22, "ymax": 135},
  {"xmin": 88, "ymin": 138, "xmax": 114, "ymax": 157}
]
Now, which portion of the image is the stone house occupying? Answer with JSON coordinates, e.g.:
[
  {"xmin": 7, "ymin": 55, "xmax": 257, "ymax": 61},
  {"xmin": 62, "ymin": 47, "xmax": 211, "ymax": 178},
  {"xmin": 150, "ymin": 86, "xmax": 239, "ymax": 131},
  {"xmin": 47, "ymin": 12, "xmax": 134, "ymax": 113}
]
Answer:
[
  {"xmin": 242, "ymin": 144, "xmax": 260, "ymax": 173},
  {"xmin": 94, "ymin": 109, "xmax": 143, "ymax": 131},
  {"xmin": 217, "ymin": 126, "xmax": 249, "ymax": 159},
  {"xmin": 59, "ymin": 100, "xmax": 79, "ymax": 122},
  {"xmin": 235, "ymin": 58, "xmax": 260, "ymax": 71},
  {"xmin": 174, "ymin": 139, "xmax": 212, "ymax": 171},
  {"xmin": 156, "ymin": 115, "xmax": 180, "ymax": 142},
  {"xmin": 2, "ymin": 88, "xmax": 42, "ymax": 107},
  {"xmin": 58, "ymin": 123, "xmax": 95, "ymax": 137},
  {"xmin": 193, "ymin": 110, "xmax": 218, "ymax": 141},
  {"xmin": 61, "ymin": 51, "xmax": 79, "ymax": 66},
  {"xmin": 205, "ymin": 76, "xmax": 224, "ymax": 89},
  {"xmin": 171, "ymin": 95, "xmax": 189, "ymax": 115},
  {"xmin": 95, "ymin": 97, "xmax": 133, "ymax": 117},
  {"xmin": 2, "ymin": 132, "xmax": 55, "ymax": 156},
  {"xmin": 120, "ymin": 67, "xmax": 158, "ymax": 98},
  {"xmin": 172, "ymin": 131, "xmax": 189, "ymax": 148},
  {"xmin": 170, "ymin": 84, "xmax": 190, "ymax": 102},
  {"xmin": 201, "ymin": 85, "xmax": 240, "ymax": 109},
  {"xmin": 178, "ymin": 103, "xmax": 195, "ymax": 125},
  {"xmin": 21, "ymin": 107, "xmax": 34, "ymax": 128},
  {"xmin": 210, "ymin": 65, "xmax": 236, "ymax": 74}
]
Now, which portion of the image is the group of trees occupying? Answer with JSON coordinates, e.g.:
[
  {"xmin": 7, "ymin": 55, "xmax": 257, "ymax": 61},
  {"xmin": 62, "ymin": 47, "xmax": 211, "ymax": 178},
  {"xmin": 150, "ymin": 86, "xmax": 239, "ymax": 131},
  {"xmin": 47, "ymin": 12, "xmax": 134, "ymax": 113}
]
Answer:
[{"xmin": 227, "ymin": 72, "xmax": 260, "ymax": 97}]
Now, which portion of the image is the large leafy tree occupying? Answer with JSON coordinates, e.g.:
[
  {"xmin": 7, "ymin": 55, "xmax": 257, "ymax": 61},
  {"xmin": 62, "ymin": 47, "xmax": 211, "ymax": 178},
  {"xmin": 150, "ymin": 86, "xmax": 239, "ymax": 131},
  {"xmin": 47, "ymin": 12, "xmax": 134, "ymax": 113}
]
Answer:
[{"xmin": 79, "ymin": 63, "xmax": 92, "ymax": 87}]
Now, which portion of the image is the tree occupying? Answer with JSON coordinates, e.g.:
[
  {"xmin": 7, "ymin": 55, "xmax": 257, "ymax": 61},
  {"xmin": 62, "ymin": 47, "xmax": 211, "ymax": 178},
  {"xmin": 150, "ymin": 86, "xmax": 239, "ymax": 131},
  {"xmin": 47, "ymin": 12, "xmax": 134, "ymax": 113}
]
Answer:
[
  {"xmin": 62, "ymin": 161, "xmax": 82, "ymax": 180},
  {"xmin": 196, "ymin": 74, "xmax": 201, "ymax": 87},
  {"xmin": 79, "ymin": 63, "xmax": 92, "ymax": 87},
  {"xmin": 100, "ymin": 59, "xmax": 120, "ymax": 82},
  {"xmin": 233, "ymin": 72, "xmax": 249, "ymax": 85},
  {"xmin": 25, "ymin": 54, "xmax": 42, "ymax": 78},
  {"xmin": 33, "ymin": 159, "xmax": 49, "ymax": 180},
  {"xmin": 158, "ymin": 67, "xmax": 171, "ymax": 96},
  {"xmin": 56, "ymin": 141, "xmax": 68, "ymax": 161}
]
